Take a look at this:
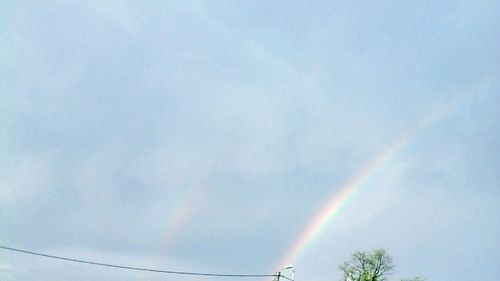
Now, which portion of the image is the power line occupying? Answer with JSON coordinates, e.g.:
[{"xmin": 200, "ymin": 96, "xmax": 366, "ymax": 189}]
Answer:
[{"xmin": 0, "ymin": 245, "xmax": 278, "ymax": 278}]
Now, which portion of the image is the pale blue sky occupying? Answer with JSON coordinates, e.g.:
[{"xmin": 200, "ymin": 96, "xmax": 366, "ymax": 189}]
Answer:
[{"xmin": 1, "ymin": 1, "xmax": 499, "ymax": 281}]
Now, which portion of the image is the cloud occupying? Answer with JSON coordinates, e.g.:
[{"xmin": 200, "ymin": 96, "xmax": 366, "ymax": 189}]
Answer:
[
  {"xmin": 0, "ymin": 263, "xmax": 14, "ymax": 281},
  {"xmin": 86, "ymin": 0, "xmax": 139, "ymax": 35},
  {"xmin": 0, "ymin": 153, "xmax": 54, "ymax": 207},
  {"xmin": 1, "ymin": 1, "xmax": 499, "ymax": 281}
]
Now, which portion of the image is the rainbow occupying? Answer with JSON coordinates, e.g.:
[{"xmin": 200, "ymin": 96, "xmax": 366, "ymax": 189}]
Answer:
[
  {"xmin": 160, "ymin": 188, "xmax": 205, "ymax": 250},
  {"xmin": 278, "ymin": 107, "xmax": 455, "ymax": 268}
]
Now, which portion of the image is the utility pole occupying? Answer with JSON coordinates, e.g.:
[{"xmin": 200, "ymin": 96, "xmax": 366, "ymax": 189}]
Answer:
[{"xmin": 275, "ymin": 265, "xmax": 295, "ymax": 281}]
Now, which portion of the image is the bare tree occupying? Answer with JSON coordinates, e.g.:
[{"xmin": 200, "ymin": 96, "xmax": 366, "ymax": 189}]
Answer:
[{"xmin": 339, "ymin": 249, "xmax": 395, "ymax": 281}]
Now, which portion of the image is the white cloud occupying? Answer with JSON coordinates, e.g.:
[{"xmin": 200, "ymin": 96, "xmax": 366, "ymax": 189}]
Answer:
[
  {"xmin": 0, "ymin": 263, "xmax": 14, "ymax": 281},
  {"xmin": 0, "ymin": 153, "xmax": 54, "ymax": 207},
  {"xmin": 86, "ymin": 0, "xmax": 139, "ymax": 36}
]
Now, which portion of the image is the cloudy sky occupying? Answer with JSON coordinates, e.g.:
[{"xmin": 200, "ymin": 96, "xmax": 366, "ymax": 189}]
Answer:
[{"xmin": 1, "ymin": 1, "xmax": 499, "ymax": 281}]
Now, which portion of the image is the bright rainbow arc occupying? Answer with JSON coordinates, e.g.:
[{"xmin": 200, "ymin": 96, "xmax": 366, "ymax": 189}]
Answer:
[
  {"xmin": 279, "ymin": 135, "xmax": 408, "ymax": 267},
  {"xmin": 278, "ymin": 107, "xmax": 455, "ymax": 268}
]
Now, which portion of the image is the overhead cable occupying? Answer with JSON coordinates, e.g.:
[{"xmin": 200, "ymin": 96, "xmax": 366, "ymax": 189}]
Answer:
[{"xmin": 0, "ymin": 245, "xmax": 278, "ymax": 278}]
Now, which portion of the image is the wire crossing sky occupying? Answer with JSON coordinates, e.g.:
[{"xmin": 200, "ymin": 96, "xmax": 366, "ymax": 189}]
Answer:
[{"xmin": 0, "ymin": 246, "xmax": 277, "ymax": 278}]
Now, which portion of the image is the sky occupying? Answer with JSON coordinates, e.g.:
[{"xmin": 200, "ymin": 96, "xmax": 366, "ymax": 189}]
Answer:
[{"xmin": 1, "ymin": 1, "xmax": 499, "ymax": 281}]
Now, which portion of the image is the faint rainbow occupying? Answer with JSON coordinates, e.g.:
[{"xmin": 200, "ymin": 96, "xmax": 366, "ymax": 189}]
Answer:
[
  {"xmin": 159, "ymin": 188, "xmax": 205, "ymax": 250},
  {"xmin": 278, "ymin": 107, "xmax": 455, "ymax": 268}
]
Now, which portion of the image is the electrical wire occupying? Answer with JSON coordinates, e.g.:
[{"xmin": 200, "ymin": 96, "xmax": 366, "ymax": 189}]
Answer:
[
  {"xmin": 277, "ymin": 274, "xmax": 294, "ymax": 281},
  {"xmin": 0, "ymin": 245, "xmax": 279, "ymax": 278}
]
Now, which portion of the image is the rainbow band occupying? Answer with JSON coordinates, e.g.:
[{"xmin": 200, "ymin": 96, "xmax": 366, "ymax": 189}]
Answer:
[
  {"xmin": 278, "ymin": 106, "xmax": 456, "ymax": 268},
  {"xmin": 280, "ymin": 135, "xmax": 408, "ymax": 266}
]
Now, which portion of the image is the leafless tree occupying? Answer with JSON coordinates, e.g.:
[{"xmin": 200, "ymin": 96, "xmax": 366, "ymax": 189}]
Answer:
[{"xmin": 339, "ymin": 249, "xmax": 394, "ymax": 281}]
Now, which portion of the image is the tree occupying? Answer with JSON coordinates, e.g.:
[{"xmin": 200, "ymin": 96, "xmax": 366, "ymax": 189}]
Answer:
[{"xmin": 339, "ymin": 249, "xmax": 423, "ymax": 281}]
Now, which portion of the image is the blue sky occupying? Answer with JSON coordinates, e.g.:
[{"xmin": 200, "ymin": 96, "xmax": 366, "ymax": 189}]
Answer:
[{"xmin": 1, "ymin": 1, "xmax": 499, "ymax": 281}]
